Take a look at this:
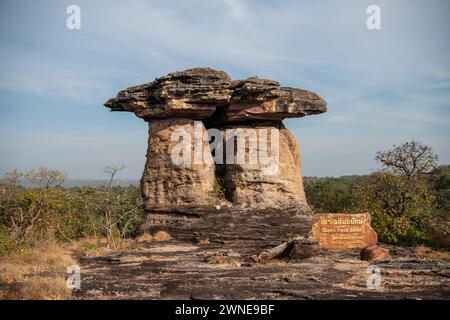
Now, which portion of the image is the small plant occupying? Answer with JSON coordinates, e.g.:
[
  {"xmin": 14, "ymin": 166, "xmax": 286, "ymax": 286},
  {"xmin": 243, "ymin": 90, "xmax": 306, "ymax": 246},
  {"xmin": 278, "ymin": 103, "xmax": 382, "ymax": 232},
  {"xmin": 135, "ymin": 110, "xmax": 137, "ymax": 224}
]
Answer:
[
  {"xmin": 81, "ymin": 239, "xmax": 100, "ymax": 255},
  {"xmin": 214, "ymin": 179, "xmax": 225, "ymax": 199}
]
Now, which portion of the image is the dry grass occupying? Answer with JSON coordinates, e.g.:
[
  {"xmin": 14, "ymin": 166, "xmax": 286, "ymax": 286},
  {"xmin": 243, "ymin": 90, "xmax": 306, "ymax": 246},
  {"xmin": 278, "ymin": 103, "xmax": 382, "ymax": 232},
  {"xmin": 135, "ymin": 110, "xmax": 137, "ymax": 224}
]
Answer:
[
  {"xmin": 415, "ymin": 245, "xmax": 450, "ymax": 262},
  {"xmin": 0, "ymin": 230, "xmax": 175, "ymax": 299},
  {"xmin": 67, "ymin": 237, "xmax": 137, "ymax": 257},
  {"xmin": 136, "ymin": 230, "xmax": 171, "ymax": 242},
  {"xmin": 0, "ymin": 242, "xmax": 76, "ymax": 299},
  {"xmin": 66, "ymin": 232, "xmax": 173, "ymax": 258}
]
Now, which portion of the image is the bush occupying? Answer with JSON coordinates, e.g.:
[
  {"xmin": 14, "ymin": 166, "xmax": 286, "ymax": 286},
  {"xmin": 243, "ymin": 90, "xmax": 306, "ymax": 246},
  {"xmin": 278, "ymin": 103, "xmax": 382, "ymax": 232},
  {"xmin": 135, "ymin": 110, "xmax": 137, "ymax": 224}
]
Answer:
[
  {"xmin": 0, "ymin": 225, "xmax": 19, "ymax": 255},
  {"xmin": 0, "ymin": 168, "xmax": 143, "ymax": 254},
  {"xmin": 353, "ymin": 172, "xmax": 437, "ymax": 246}
]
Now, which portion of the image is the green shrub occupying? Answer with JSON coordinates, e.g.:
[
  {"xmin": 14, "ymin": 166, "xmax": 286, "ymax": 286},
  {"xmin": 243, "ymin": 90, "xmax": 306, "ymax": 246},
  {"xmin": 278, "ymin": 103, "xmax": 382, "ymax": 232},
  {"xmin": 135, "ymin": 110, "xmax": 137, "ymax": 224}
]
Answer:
[
  {"xmin": 213, "ymin": 180, "xmax": 225, "ymax": 199},
  {"xmin": 353, "ymin": 172, "xmax": 437, "ymax": 246},
  {"xmin": 0, "ymin": 225, "xmax": 19, "ymax": 255}
]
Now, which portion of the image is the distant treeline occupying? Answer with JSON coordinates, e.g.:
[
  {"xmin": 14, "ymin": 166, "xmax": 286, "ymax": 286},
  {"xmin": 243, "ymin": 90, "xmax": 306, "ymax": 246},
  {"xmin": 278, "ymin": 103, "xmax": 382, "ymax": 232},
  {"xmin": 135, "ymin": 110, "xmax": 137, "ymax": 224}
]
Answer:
[{"xmin": 16, "ymin": 178, "xmax": 140, "ymax": 188}]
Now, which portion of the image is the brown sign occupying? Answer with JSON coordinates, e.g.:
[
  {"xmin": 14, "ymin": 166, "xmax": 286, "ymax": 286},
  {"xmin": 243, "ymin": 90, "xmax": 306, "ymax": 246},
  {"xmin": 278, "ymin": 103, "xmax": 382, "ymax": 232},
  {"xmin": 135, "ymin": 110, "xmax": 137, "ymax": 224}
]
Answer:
[{"xmin": 311, "ymin": 213, "xmax": 377, "ymax": 249}]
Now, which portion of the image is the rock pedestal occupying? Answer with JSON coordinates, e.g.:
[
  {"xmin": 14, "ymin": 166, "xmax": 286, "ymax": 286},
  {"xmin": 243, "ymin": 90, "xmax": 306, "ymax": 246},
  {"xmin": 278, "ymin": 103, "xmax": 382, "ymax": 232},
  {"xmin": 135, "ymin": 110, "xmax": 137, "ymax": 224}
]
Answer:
[
  {"xmin": 222, "ymin": 123, "xmax": 308, "ymax": 210},
  {"xmin": 141, "ymin": 118, "xmax": 217, "ymax": 212},
  {"xmin": 105, "ymin": 67, "xmax": 327, "ymax": 239}
]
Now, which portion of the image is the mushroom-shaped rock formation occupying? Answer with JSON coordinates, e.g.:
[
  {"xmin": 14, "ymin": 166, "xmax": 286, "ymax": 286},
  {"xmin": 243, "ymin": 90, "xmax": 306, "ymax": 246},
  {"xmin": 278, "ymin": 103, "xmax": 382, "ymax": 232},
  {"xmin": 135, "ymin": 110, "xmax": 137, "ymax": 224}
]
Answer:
[{"xmin": 105, "ymin": 68, "xmax": 327, "ymax": 236}]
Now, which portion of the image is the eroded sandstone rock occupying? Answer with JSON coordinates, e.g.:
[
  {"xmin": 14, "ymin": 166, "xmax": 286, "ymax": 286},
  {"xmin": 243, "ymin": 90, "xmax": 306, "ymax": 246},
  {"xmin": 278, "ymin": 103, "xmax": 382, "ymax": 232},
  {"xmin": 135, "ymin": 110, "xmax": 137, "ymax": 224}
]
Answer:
[
  {"xmin": 221, "ymin": 122, "xmax": 309, "ymax": 210},
  {"xmin": 141, "ymin": 118, "xmax": 217, "ymax": 212},
  {"xmin": 105, "ymin": 68, "xmax": 231, "ymax": 119},
  {"xmin": 105, "ymin": 68, "xmax": 326, "ymax": 122},
  {"xmin": 361, "ymin": 245, "xmax": 392, "ymax": 262},
  {"xmin": 105, "ymin": 67, "xmax": 327, "ymax": 213},
  {"xmin": 227, "ymin": 78, "xmax": 327, "ymax": 122}
]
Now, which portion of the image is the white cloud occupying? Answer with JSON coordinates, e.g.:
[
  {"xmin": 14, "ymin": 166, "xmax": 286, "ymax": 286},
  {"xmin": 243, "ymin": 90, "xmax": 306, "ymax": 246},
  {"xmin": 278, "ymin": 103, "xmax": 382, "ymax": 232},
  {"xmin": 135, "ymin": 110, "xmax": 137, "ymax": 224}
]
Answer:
[{"xmin": 222, "ymin": 0, "xmax": 246, "ymax": 18}]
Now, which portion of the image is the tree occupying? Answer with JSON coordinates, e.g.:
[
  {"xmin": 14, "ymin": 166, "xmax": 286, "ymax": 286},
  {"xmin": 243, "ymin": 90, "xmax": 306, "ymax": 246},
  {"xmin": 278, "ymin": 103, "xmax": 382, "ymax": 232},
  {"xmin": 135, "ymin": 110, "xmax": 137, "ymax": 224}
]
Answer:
[
  {"xmin": 354, "ymin": 171, "xmax": 435, "ymax": 245},
  {"xmin": 79, "ymin": 165, "xmax": 142, "ymax": 250},
  {"xmin": 25, "ymin": 167, "xmax": 67, "ymax": 189},
  {"xmin": 104, "ymin": 165, "xmax": 126, "ymax": 190},
  {"xmin": 428, "ymin": 165, "xmax": 450, "ymax": 212},
  {"xmin": 376, "ymin": 139, "xmax": 438, "ymax": 179},
  {"xmin": 0, "ymin": 168, "xmax": 73, "ymax": 247},
  {"xmin": 355, "ymin": 140, "xmax": 439, "ymax": 246}
]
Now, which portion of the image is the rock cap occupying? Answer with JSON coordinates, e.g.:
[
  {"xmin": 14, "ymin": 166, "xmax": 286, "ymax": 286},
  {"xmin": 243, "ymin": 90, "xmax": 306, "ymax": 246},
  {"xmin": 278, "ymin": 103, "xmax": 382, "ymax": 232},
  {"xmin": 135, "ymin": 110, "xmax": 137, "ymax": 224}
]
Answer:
[{"xmin": 105, "ymin": 67, "xmax": 327, "ymax": 121}]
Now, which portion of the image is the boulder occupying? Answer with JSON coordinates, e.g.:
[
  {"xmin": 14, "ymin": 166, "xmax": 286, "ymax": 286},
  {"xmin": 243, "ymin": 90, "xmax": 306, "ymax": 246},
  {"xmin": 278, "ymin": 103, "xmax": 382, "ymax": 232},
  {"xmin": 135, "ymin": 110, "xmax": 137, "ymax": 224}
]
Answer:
[{"xmin": 361, "ymin": 245, "xmax": 392, "ymax": 262}]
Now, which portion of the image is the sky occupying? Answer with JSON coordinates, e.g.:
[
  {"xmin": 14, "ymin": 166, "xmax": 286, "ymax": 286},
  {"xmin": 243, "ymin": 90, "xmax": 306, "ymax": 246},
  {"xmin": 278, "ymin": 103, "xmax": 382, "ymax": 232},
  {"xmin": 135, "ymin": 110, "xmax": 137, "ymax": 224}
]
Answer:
[{"xmin": 0, "ymin": 0, "xmax": 449, "ymax": 179}]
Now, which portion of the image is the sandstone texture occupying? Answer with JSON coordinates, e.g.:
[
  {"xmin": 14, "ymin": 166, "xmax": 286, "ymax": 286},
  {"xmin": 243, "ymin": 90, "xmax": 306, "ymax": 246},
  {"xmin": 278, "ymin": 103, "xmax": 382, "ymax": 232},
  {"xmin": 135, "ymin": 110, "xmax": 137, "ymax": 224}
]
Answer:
[
  {"xmin": 105, "ymin": 67, "xmax": 326, "ymax": 220},
  {"xmin": 105, "ymin": 68, "xmax": 231, "ymax": 119},
  {"xmin": 75, "ymin": 232, "xmax": 450, "ymax": 300},
  {"xmin": 361, "ymin": 245, "xmax": 392, "ymax": 262},
  {"xmin": 228, "ymin": 78, "xmax": 327, "ymax": 122},
  {"xmin": 141, "ymin": 119, "xmax": 216, "ymax": 212},
  {"xmin": 105, "ymin": 68, "xmax": 326, "ymax": 122},
  {"xmin": 221, "ymin": 122, "xmax": 308, "ymax": 210}
]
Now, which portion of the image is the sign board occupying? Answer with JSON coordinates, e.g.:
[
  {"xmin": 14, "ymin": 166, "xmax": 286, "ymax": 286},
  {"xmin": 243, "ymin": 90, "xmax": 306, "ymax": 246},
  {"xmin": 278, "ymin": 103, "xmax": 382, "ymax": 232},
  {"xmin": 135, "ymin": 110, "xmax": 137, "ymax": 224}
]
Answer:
[{"xmin": 311, "ymin": 213, "xmax": 377, "ymax": 249}]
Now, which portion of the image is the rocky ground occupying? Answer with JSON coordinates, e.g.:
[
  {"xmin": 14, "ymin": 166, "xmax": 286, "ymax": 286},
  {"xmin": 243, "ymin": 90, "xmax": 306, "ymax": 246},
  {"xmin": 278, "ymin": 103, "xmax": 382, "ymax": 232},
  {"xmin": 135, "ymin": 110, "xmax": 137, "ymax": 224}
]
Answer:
[{"xmin": 73, "ymin": 209, "xmax": 450, "ymax": 300}]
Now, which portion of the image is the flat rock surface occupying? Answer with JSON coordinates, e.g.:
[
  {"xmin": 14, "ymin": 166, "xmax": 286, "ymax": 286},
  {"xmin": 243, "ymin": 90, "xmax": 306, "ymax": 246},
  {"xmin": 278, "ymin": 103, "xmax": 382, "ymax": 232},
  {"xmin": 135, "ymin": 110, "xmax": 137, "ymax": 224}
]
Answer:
[{"xmin": 73, "ymin": 210, "xmax": 450, "ymax": 299}]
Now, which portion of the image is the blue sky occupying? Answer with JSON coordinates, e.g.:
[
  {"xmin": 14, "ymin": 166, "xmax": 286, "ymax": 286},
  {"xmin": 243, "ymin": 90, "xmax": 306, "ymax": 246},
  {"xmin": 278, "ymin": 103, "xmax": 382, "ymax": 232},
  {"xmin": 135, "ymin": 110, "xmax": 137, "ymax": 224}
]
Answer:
[{"xmin": 0, "ymin": 0, "xmax": 449, "ymax": 179}]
